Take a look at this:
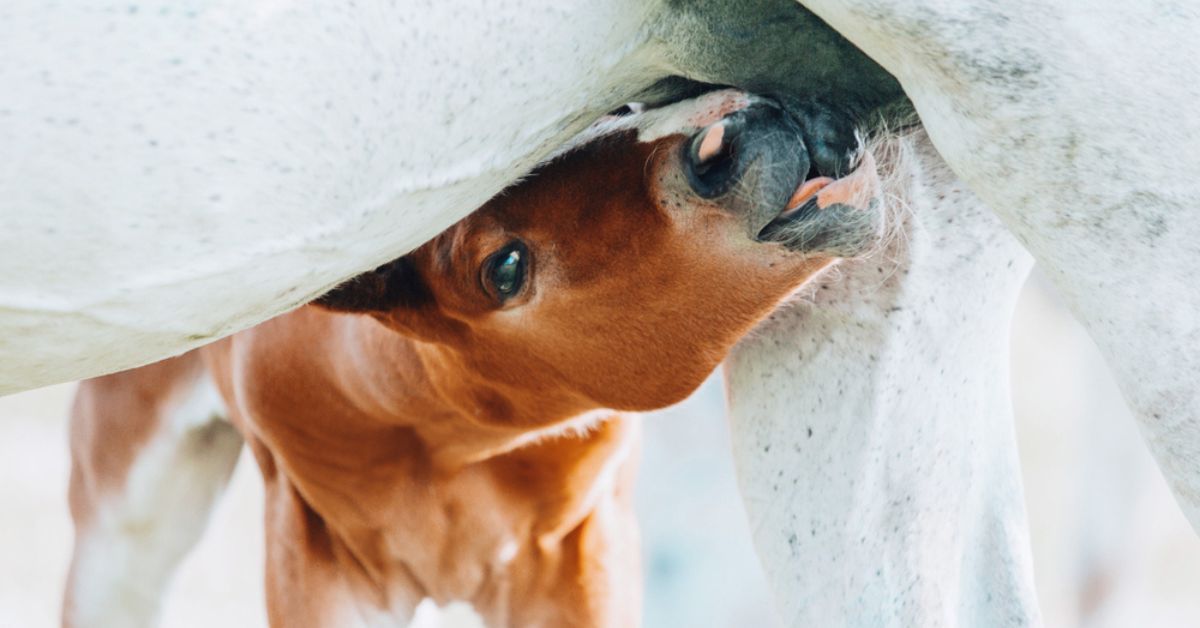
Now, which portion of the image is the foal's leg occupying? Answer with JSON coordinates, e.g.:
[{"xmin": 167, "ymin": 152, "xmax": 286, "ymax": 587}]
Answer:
[{"xmin": 63, "ymin": 353, "xmax": 243, "ymax": 628}]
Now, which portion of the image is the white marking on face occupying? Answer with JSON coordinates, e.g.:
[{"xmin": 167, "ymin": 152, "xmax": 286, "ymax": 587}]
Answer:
[
  {"xmin": 635, "ymin": 89, "xmax": 752, "ymax": 143},
  {"xmin": 542, "ymin": 89, "xmax": 753, "ymax": 164}
]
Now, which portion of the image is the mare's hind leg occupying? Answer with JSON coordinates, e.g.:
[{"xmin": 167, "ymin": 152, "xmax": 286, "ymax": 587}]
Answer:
[{"xmin": 62, "ymin": 352, "xmax": 243, "ymax": 628}]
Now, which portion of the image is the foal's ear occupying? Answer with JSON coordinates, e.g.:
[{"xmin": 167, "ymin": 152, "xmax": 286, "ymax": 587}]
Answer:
[{"xmin": 313, "ymin": 256, "xmax": 433, "ymax": 313}]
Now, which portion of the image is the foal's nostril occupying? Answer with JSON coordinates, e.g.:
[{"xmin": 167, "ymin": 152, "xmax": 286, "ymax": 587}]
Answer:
[
  {"xmin": 684, "ymin": 117, "xmax": 744, "ymax": 198},
  {"xmin": 691, "ymin": 123, "xmax": 726, "ymax": 170}
]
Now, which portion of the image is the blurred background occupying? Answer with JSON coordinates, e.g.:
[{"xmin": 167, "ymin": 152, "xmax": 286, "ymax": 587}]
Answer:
[{"xmin": 2, "ymin": 271, "xmax": 1198, "ymax": 628}]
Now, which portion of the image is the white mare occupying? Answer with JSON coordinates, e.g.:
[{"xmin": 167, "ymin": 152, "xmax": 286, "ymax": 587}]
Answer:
[
  {"xmin": 0, "ymin": 0, "xmax": 662, "ymax": 392},
  {"xmin": 728, "ymin": 130, "xmax": 1040, "ymax": 626},
  {"xmin": 0, "ymin": 0, "xmax": 895, "ymax": 393},
  {"xmin": 727, "ymin": 3, "xmax": 1200, "ymax": 626}
]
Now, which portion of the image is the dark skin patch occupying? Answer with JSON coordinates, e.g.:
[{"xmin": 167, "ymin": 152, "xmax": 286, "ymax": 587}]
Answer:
[{"xmin": 652, "ymin": 0, "xmax": 909, "ymax": 127}]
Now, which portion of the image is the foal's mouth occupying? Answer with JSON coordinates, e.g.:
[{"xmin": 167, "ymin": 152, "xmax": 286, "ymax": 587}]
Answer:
[
  {"xmin": 676, "ymin": 96, "xmax": 883, "ymax": 256},
  {"xmin": 756, "ymin": 151, "xmax": 883, "ymax": 255}
]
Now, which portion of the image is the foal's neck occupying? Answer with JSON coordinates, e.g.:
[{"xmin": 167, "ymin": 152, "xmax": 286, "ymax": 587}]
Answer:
[{"xmin": 334, "ymin": 309, "xmax": 609, "ymax": 470}]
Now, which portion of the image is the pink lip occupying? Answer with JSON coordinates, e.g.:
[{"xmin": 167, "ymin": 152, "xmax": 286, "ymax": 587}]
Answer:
[
  {"xmin": 776, "ymin": 176, "xmax": 834, "ymax": 220},
  {"xmin": 777, "ymin": 151, "xmax": 880, "ymax": 221}
]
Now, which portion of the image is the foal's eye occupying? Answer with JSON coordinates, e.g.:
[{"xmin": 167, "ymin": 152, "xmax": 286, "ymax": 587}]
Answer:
[{"xmin": 482, "ymin": 241, "xmax": 529, "ymax": 303}]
